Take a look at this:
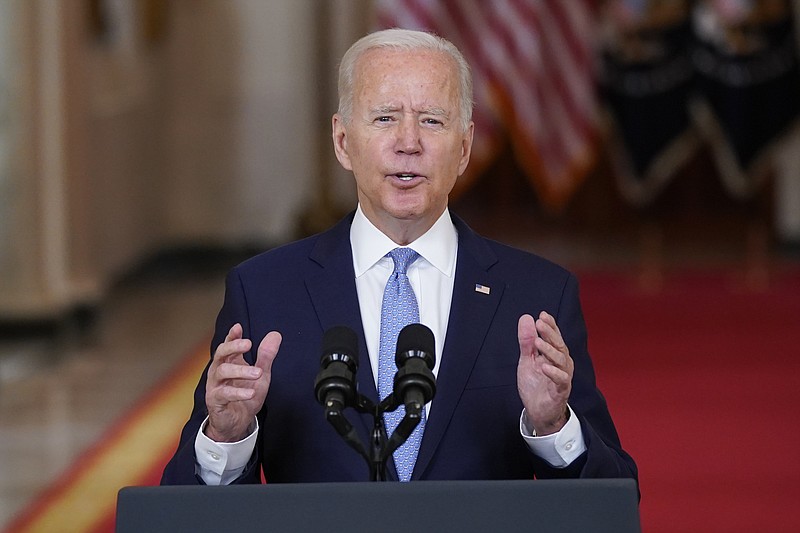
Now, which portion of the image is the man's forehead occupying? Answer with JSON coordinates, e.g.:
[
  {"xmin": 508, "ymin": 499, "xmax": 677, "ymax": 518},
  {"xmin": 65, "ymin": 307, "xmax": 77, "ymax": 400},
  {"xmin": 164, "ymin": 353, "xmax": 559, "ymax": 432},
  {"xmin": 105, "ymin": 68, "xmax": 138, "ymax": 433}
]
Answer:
[
  {"xmin": 354, "ymin": 49, "xmax": 457, "ymax": 96},
  {"xmin": 356, "ymin": 47, "xmax": 456, "ymax": 76}
]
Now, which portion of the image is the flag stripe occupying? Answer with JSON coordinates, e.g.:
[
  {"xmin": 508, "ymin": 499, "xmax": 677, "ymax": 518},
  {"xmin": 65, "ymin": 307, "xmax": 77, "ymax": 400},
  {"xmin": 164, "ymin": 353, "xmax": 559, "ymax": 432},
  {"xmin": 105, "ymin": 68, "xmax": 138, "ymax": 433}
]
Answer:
[{"xmin": 373, "ymin": 0, "xmax": 598, "ymax": 210}]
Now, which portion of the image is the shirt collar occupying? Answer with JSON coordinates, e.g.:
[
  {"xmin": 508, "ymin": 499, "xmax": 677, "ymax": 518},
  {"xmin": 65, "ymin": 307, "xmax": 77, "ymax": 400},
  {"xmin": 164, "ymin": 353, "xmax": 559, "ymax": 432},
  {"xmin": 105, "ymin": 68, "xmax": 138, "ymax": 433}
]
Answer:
[{"xmin": 350, "ymin": 204, "xmax": 458, "ymax": 278}]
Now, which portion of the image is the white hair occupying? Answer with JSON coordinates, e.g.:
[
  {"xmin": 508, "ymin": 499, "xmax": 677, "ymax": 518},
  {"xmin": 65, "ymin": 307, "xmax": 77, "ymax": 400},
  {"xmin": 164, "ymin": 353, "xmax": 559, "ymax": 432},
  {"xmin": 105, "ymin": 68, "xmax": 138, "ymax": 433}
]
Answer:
[{"xmin": 337, "ymin": 28, "xmax": 474, "ymax": 132}]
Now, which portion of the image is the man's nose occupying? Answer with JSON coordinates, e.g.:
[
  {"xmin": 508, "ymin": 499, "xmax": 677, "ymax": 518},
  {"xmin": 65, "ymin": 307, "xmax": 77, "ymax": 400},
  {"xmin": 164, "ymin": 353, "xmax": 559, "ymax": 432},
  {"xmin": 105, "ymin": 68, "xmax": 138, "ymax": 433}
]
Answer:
[{"xmin": 395, "ymin": 119, "xmax": 422, "ymax": 155}]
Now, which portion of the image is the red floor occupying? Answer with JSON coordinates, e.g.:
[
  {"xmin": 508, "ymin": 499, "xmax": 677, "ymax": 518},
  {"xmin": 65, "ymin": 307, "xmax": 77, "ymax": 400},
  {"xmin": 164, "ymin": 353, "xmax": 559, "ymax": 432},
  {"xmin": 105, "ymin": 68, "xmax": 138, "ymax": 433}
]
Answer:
[{"xmin": 580, "ymin": 267, "xmax": 800, "ymax": 532}]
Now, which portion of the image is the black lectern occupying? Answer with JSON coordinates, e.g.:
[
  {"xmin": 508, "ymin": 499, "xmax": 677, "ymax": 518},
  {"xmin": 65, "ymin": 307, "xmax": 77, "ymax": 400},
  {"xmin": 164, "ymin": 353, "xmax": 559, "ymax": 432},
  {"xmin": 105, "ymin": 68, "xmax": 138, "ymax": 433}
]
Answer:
[{"xmin": 116, "ymin": 479, "xmax": 640, "ymax": 533}]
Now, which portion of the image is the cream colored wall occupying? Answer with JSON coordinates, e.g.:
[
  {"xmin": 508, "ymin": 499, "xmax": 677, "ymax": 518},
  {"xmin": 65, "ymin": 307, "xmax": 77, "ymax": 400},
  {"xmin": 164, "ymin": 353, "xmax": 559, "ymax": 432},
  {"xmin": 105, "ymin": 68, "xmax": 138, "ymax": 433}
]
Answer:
[
  {"xmin": 0, "ymin": 0, "xmax": 75, "ymax": 317},
  {"xmin": 0, "ymin": 0, "xmax": 368, "ymax": 320}
]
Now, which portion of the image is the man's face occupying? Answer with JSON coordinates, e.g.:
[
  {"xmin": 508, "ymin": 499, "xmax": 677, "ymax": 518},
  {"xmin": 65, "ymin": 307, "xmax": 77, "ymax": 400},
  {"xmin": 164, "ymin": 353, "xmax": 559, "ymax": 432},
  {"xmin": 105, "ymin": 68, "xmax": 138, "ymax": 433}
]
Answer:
[{"xmin": 332, "ymin": 48, "xmax": 474, "ymax": 243}]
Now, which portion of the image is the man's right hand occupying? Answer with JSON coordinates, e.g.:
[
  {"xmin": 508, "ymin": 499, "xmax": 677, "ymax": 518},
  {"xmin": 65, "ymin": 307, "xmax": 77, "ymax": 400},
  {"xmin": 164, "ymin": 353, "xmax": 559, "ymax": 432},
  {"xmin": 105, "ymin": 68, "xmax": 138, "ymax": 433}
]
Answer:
[{"xmin": 204, "ymin": 323, "xmax": 281, "ymax": 442}]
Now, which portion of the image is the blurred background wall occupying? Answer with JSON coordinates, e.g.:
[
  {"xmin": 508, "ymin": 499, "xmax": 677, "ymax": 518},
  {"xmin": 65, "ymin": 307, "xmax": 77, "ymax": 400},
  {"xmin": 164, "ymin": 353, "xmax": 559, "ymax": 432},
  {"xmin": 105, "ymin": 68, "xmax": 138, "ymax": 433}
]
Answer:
[
  {"xmin": 0, "ymin": 0, "xmax": 367, "ymax": 320},
  {"xmin": 0, "ymin": 0, "xmax": 798, "ymax": 322}
]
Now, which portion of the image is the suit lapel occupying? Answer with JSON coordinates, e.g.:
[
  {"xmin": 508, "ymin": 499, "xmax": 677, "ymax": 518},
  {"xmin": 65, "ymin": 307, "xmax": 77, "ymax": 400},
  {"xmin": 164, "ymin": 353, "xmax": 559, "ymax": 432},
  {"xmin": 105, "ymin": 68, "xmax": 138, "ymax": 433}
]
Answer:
[
  {"xmin": 304, "ymin": 213, "xmax": 364, "ymax": 342},
  {"xmin": 414, "ymin": 216, "xmax": 504, "ymax": 479},
  {"xmin": 303, "ymin": 214, "xmax": 382, "ymax": 448}
]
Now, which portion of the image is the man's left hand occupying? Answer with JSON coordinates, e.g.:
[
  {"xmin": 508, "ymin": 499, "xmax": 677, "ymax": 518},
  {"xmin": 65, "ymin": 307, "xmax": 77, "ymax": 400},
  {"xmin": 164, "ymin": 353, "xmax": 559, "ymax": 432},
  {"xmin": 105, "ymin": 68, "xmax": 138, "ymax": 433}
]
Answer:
[{"xmin": 517, "ymin": 312, "xmax": 574, "ymax": 436}]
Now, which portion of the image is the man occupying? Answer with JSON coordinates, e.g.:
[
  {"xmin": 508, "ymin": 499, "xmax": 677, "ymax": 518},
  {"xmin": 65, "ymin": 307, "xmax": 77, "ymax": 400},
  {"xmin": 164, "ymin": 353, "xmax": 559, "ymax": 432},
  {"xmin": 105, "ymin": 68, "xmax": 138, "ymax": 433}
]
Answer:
[{"xmin": 162, "ymin": 28, "xmax": 637, "ymax": 485}]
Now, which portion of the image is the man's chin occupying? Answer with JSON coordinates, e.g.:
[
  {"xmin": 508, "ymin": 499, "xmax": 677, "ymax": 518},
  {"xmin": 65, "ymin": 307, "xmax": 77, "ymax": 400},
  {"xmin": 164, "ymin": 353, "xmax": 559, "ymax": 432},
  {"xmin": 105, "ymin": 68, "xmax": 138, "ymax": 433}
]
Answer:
[{"xmin": 383, "ymin": 200, "xmax": 428, "ymax": 223}]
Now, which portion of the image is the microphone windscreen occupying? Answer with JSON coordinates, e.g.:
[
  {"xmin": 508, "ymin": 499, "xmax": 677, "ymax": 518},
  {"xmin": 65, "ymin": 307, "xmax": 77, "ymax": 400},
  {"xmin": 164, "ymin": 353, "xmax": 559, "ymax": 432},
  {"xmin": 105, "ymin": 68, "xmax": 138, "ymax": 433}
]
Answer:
[
  {"xmin": 396, "ymin": 323, "xmax": 435, "ymax": 362},
  {"xmin": 321, "ymin": 325, "xmax": 359, "ymax": 363}
]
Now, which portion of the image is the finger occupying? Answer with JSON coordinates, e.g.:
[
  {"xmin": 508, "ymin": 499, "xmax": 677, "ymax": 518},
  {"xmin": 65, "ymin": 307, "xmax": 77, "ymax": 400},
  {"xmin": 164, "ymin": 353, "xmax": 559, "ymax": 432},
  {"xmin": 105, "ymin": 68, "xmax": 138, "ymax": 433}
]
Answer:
[
  {"xmin": 517, "ymin": 314, "xmax": 538, "ymax": 358},
  {"xmin": 210, "ymin": 337, "xmax": 252, "ymax": 368},
  {"xmin": 225, "ymin": 323, "xmax": 243, "ymax": 343},
  {"xmin": 209, "ymin": 337, "xmax": 253, "ymax": 383},
  {"xmin": 255, "ymin": 331, "xmax": 282, "ymax": 373},
  {"xmin": 210, "ymin": 323, "xmax": 243, "ymax": 371},
  {"xmin": 215, "ymin": 361, "xmax": 263, "ymax": 381},
  {"xmin": 540, "ymin": 363, "xmax": 571, "ymax": 394},
  {"xmin": 535, "ymin": 312, "xmax": 558, "ymax": 338},
  {"xmin": 211, "ymin": 384, "xmax": 257, "ymax": 403},
  {"xmin": 535, "ymin": 313, "xmax": 567, "ymax": 354},
  {"xmin": 534, "ymin": 337, "xmax": 566, "ymax": 368}
]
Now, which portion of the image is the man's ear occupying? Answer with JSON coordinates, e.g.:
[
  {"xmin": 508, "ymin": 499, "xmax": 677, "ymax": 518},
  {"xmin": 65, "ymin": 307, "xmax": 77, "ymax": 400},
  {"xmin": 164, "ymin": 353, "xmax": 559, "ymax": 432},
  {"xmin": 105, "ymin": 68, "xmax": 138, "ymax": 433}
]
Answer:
[
  {"xmin": 332, "ymin": 114, "xmax": 353, "ymax": 171},
  {"xmin": 457, "ymin": 121, "xmax": 475, "ymax": 176}
]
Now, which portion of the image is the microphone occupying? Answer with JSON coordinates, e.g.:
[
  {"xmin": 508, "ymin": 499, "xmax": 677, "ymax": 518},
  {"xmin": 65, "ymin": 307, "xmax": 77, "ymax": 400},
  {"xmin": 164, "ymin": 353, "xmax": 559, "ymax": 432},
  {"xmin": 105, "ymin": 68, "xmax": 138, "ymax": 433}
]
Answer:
[
  {"xmin": 314, "ymin": 326, "xmax": 359, "ymax": 412},
  {"xmin": 393, "ymin": 323, "xmax": 436, "ymax": 417}
]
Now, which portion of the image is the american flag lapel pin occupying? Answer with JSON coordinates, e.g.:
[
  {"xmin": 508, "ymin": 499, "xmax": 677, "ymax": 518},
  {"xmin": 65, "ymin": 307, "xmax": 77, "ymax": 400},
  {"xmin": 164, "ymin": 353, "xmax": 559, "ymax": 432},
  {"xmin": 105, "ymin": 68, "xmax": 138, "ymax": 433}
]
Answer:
[{"xmin": 474, "ymin": 283, "xmax": 491, "ymax": 295}]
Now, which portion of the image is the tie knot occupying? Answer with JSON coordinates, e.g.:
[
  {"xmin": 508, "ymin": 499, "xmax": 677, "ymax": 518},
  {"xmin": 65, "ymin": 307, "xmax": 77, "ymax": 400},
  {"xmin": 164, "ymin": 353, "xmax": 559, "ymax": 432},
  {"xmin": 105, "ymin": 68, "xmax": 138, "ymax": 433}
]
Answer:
[{"xmin": 388, "ymin": 247, "xmax": 419, "ymax": 274}]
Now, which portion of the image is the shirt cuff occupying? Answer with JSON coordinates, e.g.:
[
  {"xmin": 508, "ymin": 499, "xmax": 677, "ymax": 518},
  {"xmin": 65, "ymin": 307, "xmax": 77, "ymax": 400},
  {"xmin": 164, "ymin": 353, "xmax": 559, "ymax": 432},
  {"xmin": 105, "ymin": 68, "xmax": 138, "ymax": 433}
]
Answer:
[
  {"xmin": 519, "ymin": 405, "xmax": 586, "ymax": 468},
  {"xmin": 194, "ymin": 416, "xmax": 259, "ymax": 485}
]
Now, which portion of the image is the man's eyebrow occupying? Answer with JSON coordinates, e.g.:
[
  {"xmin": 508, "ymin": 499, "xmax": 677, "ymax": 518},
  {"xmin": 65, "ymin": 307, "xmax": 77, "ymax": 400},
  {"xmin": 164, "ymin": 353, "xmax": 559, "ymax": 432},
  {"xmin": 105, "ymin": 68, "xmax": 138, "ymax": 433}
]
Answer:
[
  {"xmin": 420, "ymin": 107, "xmax": 448, "ymax": 117},
  {"xmin": 370, "ymin": 105, "xmax": 401, "ymax": 114},
  {"xmin": 368, "ymin": 105, "xmax": 450, "ymax": 118}
]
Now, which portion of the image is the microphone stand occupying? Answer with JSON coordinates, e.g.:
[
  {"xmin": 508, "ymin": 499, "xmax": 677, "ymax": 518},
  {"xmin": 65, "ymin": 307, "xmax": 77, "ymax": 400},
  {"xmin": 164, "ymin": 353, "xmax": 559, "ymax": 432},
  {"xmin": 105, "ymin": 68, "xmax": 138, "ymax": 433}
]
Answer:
[{"xmin": 322, "ymin": 392, "xmax": 423, "ymax": 481}]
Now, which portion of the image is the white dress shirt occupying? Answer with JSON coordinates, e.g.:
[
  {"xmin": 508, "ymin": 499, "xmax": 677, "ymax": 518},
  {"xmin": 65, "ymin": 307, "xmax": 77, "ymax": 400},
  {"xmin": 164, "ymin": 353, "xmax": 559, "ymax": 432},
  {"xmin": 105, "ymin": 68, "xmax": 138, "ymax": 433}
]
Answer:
[{"xmin": 195, "ymin": 205, "xmax": 585, "ymax": 484}]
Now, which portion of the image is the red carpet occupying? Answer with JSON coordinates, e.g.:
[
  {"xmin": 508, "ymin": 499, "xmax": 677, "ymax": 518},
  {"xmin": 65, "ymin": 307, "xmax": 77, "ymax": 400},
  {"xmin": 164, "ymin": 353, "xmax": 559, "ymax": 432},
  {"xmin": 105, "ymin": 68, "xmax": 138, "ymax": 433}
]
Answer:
[
  {"xmin": 579, "ymin": 267, "xmax": 800, "ymax": 532},
  {"xmin": 6, "ymin": 267, "xmax": 800, "ymax": 532}
]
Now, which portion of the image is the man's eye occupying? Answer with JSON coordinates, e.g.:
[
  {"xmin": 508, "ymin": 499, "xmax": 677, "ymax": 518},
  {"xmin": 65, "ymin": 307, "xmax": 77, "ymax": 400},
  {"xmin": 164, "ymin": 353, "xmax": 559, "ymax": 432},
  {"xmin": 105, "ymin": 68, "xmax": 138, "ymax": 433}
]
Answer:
[
  {"xmin": 376, "ymin": 116, "xmax": 393, "ymax": 122},
  {"xmin": 423, "ymin": 118, "xmax": 443, "ymax": 125}
]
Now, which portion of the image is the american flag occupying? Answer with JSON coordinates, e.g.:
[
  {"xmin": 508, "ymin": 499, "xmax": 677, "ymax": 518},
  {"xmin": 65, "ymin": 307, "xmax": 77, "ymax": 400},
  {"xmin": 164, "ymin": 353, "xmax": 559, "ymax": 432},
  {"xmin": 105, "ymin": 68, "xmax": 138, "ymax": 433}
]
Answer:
[{"xmin": 374, "ymin": 0, "xmax": 599, "ymax": 212}]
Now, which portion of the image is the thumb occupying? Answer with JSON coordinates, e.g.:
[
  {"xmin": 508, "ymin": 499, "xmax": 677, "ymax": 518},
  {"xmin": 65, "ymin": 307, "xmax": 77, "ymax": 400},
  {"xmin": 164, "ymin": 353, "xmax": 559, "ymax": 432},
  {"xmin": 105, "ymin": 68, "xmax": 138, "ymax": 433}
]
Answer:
[
  {"xmin": 517, "ymin": 314, "xmax": 538, "ymax": 359},
  {"xmin": 255, "ymin": 331, "xmax": 282, "ymax": 373}
]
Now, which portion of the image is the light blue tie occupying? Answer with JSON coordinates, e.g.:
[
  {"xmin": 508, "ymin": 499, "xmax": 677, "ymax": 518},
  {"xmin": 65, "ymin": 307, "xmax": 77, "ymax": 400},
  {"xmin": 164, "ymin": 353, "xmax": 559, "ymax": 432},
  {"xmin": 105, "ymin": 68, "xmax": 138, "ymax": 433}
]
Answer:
[{"xmin": 378, "ymin": 247, "xmax": 425, "ymax": 482}]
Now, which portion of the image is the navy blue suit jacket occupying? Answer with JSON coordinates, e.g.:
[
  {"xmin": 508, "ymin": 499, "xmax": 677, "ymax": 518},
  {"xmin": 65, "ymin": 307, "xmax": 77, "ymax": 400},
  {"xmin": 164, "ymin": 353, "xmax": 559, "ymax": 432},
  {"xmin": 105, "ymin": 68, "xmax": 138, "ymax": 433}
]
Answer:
[{"xmin": 161, "ymin": 212, "xmax": 637, "ymax": 484}]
